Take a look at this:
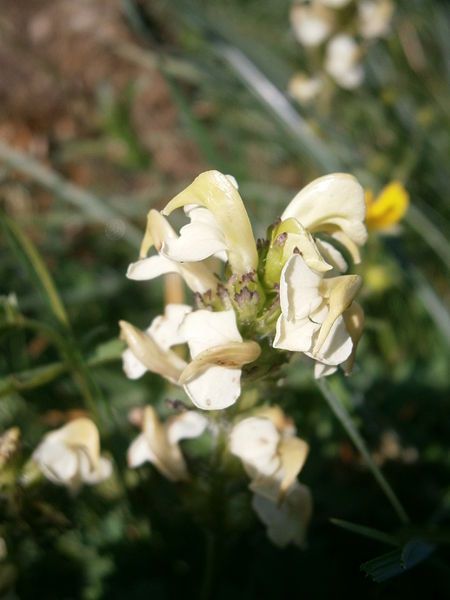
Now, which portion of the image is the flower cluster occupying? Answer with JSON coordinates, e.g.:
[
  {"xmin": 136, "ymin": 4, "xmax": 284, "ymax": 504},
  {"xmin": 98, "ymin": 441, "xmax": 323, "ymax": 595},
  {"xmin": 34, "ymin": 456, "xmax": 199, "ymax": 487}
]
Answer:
[
  {"xmin": 289, "ymin": 0, "xmax": 395, "ymax": 101},
  {"xmin": 28, "ymin": 169, "xmax": 367, "ymax": 547}
]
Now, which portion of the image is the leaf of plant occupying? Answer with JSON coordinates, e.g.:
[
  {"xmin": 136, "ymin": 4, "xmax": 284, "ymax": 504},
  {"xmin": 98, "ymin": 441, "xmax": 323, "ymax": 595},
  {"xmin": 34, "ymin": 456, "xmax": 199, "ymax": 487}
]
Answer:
[
  {"xmin": 330, "ymin": 518, "xmax": 398, "ymax": 546},
  {"xmin": 361, "ymin": 539, "xmax": 435, "ymax": 583}
]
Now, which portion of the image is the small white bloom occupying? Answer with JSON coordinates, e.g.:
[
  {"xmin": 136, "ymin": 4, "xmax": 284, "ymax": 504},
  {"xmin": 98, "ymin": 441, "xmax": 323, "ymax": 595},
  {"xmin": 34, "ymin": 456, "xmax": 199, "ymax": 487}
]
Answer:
[
  {"xmin": 288, "ymin": 73, "xmax": 324, "ymax": 104},
  {"xmin": 33, "ymin": 418, "xmax": 112, "ymax": 490},
  {"xmin": 128, "ymin": 406, "xmax": 207, "ymax": 481},
  {"xmin": 290, "ymin": 4, "xmax": 334, "ymax": 47},
  {"xmin": 120, "ymin": 304, "xmax": 192, "ymax": 383},
  {"xmin": 358, "ymin": 0, "xmax": 394, "ymax": 40},
  {"xmin": 325, "ymin": 35, "xmax": 364, "ymax": 89},
  {"xmin": 281, "ymin": 173, "xmax": 367, "ymax": 263},
  {"xmin": 317, "ymin": 0, "xmax": 352, "ymax": 8},
  {"xmin": 252, "ymin": 482, "xmax": 313, "ymax": 548}
]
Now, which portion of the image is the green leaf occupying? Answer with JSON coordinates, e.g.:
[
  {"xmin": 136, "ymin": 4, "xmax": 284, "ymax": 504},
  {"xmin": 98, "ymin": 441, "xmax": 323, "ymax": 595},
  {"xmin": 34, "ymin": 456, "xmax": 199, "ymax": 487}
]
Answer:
[{"xmin": 0, "ymin": 213, "xmax": 70, "ymax": 328}]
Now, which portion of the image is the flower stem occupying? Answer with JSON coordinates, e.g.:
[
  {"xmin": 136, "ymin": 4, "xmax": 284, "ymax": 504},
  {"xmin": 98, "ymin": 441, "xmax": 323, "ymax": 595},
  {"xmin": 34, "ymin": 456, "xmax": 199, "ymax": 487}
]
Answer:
[{"xmin": 316, "ymin": 378, "xmax": 410, "ymax": 525}]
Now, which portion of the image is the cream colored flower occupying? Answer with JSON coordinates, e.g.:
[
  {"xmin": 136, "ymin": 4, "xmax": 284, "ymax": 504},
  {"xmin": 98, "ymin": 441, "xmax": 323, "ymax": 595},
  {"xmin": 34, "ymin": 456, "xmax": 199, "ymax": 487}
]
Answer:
[
  {"xmin": 230, "ymin": 407, "xmax": 309, "ymax": 500},
  {"xmin": 281, "ymin": 173, "xmax": 367, "ymax": 263},
  {"xmin": 252, "ymin": 482, "xmax": 313, "ymax": 548},
  {"xmin": 120, "ymin": 303, "xmax": 192, "ymax": 383},
  {"xmin": 33, "ymin": 418, "xmax": 112, "ymax": 490},
  {"xmin": 288, "ymin": 73, "xmax": 324, "ymax": 104},
  {"xmin": 161, "ymin": 171, "xmax": 258, "ymax": 275},
  {"xmin": 358, "ymin": 0, "xmax": 394, "ymax": 40},
  {"xmin": 325, "ymin": 35, "xmax": 364, "ymax": 89},
  {"xmin": 127, "ymin": 209, "xmax": 218, "ymax": 294},
  {"xmin": 273, "ymin": 253, "xmax": 362, "ymax": 377},
  {"xmin": 178, "ymin": 309, "xmax": 261, "ymax": 410},
  {"xmin": 290, "ymin": 3, "xmax": 334, "ymax": 47},
  {"xmin": 318, "ymin": 0, "xmax": 352, "ymax": 7},
  {"xmin": 128, "ymin": 406, "xmax": 207, "ymax": 481}
]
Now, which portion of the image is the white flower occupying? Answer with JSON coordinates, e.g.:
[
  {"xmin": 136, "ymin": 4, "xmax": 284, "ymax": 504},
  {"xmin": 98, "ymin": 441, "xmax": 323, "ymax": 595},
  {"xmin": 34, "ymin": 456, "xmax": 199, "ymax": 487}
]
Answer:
[
  {"xmin": 120, "ymin": 303, "xmax": 192, "ymax": 383},
  {"xmin": 127, "ymin": 210, "xmax": 218, "ymax": 294},
  {"xmin": 230, "ymin": 407, "xmax": 309, "ymax": 499},
  {"xmin": 290, "ymin": 4, "xmax": 334, "ymax": 47},
  {"xmin": 161, "ymin": 171, "xmax": 258, "ymax": 275},
  {"xmin": 33, "ymin": 418, "xmax": 112, "ymax": 490},
  {"xmin": 281, "ymin": 173, "xmax": 367, "ymax": 263},
  {"xmin": 358, "ymin": 0, "xmax": 394, "ymax": 39},
  {"xmin": 288, "ymin": 73, "xmax": 324, "ymax": 104},
  {"xmin": 252, "ymin": 482, "xmax": 313, "ymax": 548},
  {"xmin": 273, "ymin": 253, "xmax": 362, "ymax": 377},
  {"xmin": 128, "ymin": 406, "xmax": 207, "ymax": 481},
  {"xmin": 178, "ymin": 310, "xmax": 260, "ymax": 410},
  {"xmin": 325, "ymin": 35, "xmax": 364, "ymax": 89}
]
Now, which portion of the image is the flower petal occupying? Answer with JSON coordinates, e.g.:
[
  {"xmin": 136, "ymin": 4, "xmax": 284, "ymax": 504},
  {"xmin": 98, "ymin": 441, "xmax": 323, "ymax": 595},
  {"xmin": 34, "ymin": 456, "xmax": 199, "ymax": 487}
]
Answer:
[
  {"xmin": 119, "ymin": 320, "xmax": 186, "ymax": 383},
  {"xmin": 178, "ymin": 341, "xmax": 261, "ymax": 384},
  {"xmin": 273, "ymin": 313, "xmax": 320, "ymax": 352},
  {"xmin": 162, "ymin": 206, "xmax": 228, "ymax": 262},
  {"xmin": 127, "ymin": 432, "xmax": 157, "ymax": 468},
  {"xmin": 148, "ymin": 304, "xmax": 192, "ymax": 351},
  {"xmin": 180, "ymin": 310, "xmax": 242, "ymax": 358},
  {"xmin": 279, "ymin": 255, "xmax": 323, "ymax": 321},
  {"xmin": 122, "ymin": 348, "xmax": 147, "ymax": 380},
  {"xmin": 184, "ymin": 365, "xmax": 241, "ymax": 410},
  {"xmin": 310, "ymin": 314, "xmax": 353, "ymax": 366},
  {"xmin": 281, "ymin": 173, "xmax": 367, "ymax": 262},
  {"xmin": 230, "ymin": 417, "xmax": 281, "ymax": 478},
  {"xmin": 166, "ymin": 411, "xmax": 208, "ymax": 445}
]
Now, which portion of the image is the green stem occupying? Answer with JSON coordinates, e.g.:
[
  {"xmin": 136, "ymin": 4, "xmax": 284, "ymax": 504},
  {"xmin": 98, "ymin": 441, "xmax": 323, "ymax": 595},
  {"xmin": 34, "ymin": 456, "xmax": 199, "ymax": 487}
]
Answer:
[{"xmin": 317, "ymin": 378, "xmax": 410, "ymax": 525}]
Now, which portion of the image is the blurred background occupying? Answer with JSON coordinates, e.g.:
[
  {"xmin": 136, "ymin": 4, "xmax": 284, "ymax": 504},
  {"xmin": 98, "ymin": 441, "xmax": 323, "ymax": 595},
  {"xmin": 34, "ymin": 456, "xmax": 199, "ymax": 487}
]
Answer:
[{"xmin": 0, "ymin": 0, "xmax": 449, "ymax": 597}]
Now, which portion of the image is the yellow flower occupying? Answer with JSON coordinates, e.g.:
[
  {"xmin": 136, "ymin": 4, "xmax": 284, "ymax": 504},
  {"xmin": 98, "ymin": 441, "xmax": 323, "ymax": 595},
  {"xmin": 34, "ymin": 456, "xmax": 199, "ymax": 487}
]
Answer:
[{"xmin": 365, "ymin": 182, "xmax": 409, "ymax": 232}]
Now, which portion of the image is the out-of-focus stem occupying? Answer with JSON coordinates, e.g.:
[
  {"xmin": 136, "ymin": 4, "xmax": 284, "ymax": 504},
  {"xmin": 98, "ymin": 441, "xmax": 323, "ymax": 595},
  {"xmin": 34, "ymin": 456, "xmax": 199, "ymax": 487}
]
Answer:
[{"xmin": 317, "ymin": 378, "xmax": 410, "ymax": 525}]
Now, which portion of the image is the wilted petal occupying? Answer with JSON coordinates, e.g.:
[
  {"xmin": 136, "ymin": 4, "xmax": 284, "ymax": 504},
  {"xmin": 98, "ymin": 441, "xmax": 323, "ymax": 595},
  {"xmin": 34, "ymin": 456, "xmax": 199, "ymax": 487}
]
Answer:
[
  {"xmin": 282, "ymin": 173, "xmax": 367, "ymax": 262},
  {"xmin": 162, "ymin": 171, "xmax": 258, "ymax": 274}
]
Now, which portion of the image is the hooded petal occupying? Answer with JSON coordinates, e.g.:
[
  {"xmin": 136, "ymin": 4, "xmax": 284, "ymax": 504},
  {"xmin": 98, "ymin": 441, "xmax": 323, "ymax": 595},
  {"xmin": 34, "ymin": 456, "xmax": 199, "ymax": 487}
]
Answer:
[
  {"xmin": 309, "ymin": 314, "xmax": 353, "ymax": 367},
  {"xmin": 119, "ymin": 320, "xmax": 186, "ymax": 384},
  {"xmin": 162, "ymin": 171, "xmax": 258, "ymax": 274},
  {"xmin": 282, "ymin": 173, "xmax": 367, "ymax": 262}
]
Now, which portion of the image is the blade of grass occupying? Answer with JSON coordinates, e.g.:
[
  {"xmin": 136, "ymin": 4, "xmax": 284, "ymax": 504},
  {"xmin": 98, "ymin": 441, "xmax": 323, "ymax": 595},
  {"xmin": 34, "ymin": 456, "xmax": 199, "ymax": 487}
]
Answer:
[
  {"xmin": 317, "ymin": 377, "xmax": 410, "ymax": 525},
  {"xmin": 0, "ymin": 213, "xmax": 69, "ymax": 328},
  {"xmin": 330, "ymin": 518, "xmax": 398, "ymax": 546}
]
